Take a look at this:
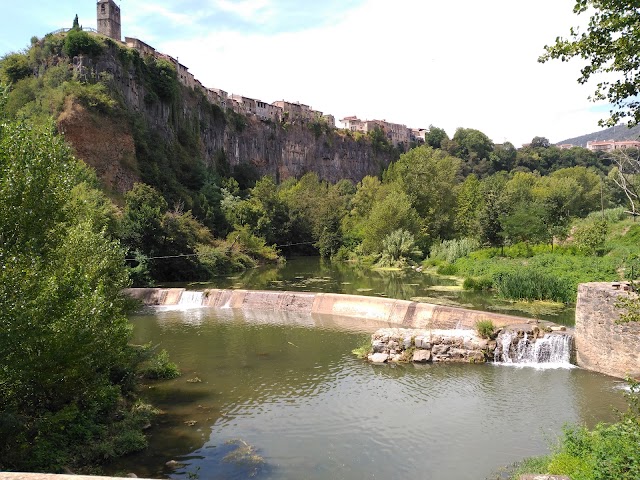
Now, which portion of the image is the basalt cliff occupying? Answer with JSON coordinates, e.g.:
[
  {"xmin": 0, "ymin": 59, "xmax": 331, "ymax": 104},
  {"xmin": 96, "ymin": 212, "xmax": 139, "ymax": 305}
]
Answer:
[{"xmin": 56, "ymin": 43, "xmax": 396, "ymax": 194}]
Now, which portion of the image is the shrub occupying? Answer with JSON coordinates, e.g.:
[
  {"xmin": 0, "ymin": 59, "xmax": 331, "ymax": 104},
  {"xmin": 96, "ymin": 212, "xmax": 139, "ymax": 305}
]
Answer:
[
  {"xmin": 537, "ymin": 380, "xmax": 640, "ymax": 480},
  {"xmin": 64, "ymin": 81, "xmax": 117, "ymax": 112},
  {"xmin": 587, "ymin": 206, "xmax": 626, "ymax": 222},
  {"xmin": 463, "ymin": 276, "xmax": 493, "ymax": 291},
  {"xmin": 573, "ymin": 219, "xmax": 608, "ymax": 255},
  {"xmin": 437, "ymin": 262, "xmax": 458, "ymax": 275},
  {"xmin": 429, "ymin": 237, "xmax": 480, "ymax": 264},
  {"xmin": 377, "ymin": 229, "xmax": 422, "ymax": 267},
  {"xmin": 63, "ymin": 30, "xmax": 103, "ymax": 58},
  {"xmin": 475, "ymin": 319, "xmax": 495, "ymax": 338},
  {"xmin": 140, "ymin": 349, "xmax": 180, "ymax": 380}
]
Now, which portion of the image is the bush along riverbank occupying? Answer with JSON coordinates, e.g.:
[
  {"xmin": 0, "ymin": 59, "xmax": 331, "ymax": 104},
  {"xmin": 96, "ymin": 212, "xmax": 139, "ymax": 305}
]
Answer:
[
  {"xmin": 509, "ymin": 381, "xmax": 640, "ymax": 480},
  {"xmin": 425, "ymin": 208, "xmax": 639, "ymax": 306}
]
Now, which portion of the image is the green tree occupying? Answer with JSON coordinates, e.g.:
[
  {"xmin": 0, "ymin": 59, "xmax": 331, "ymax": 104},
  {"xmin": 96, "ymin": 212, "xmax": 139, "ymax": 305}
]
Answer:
[
  {"xmin": 550, "ymin": 166, "xmax": 602, "ymax": 217},
  {"xmin": 478, "ymin": 173, "xmax": 509, "ymax": 247},
  {"xmin": 63, "ymin": 30, "xmax": 103, "ymax": 58},
  {"xmin": 0, "ymin": 119, "xmax": 142, "ymax": 470},
  {"xmin": 0, "ymin": 53, "xmax": 32, "ymax": 84},
  {"xmin": 530, "ymin": 136, "xmax": 551, "ymax": 148},
  {"xmin": 424, "ymin": 125, "xmax": 449, "ymax": 149},
  {"xmin": 72, "ymin": 14, "xmax": 80, "ymax": 30},
  {"xmin": 489, "ymin": 141, "xmax": 517, "ymax": 172},
  {"xmin": 452, "ymin": 127, "xmax": 494, "ymax": 161},
  {"xmin": 120, "ymin": 183, "xmax": 168, "ymax": 255},
  {"xmin": 501, "ymin": 201, "xmax": 549, "ymax": 245},
  {"xmin": 540, "ymin": 1, "xmax": 640, "ymax": 127},
  {"xmin": 454, "ymin": 174, "xmax": 482, "ymax": 237},
  {"xmin": 384, "ymin": 145, "xmax": 460, "ymax": 244},
  {"xmin": 361, "ymin": 190, "xmax": 421, "ymax": 254}
]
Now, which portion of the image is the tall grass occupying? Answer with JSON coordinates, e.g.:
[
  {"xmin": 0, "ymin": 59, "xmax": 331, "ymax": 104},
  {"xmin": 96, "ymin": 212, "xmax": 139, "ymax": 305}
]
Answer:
[
  {"xmin": 586, "ymin": 206, "xmax": 626, "ymax": 222},
  {"xmin": 493, "ymin": 270, "xmax": 572, "ymax": 303},
  {"xmin": 429, "ymin": 237, "xmax": 480, "ymax": 264}
]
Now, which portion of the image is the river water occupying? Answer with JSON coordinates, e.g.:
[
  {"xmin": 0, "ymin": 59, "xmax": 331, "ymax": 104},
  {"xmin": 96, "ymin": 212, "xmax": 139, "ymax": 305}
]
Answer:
[
  {"xmin": 183, "ymin": 256, "xmax": 576, "ymax": 325},
  {"xmin": 112, "ymin": 306, "xmax": 629, "ymax": 480}
]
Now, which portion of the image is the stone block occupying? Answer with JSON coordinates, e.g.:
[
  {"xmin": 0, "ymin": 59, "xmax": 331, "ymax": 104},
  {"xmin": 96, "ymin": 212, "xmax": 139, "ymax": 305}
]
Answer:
[
  {"xmin": 432, "ymin": 344, "xmax": 450, "ymax": 355},
  {"xmin": 368, "ymin": 353, "xmax": 389, "ymax": 364},
  {"xmin": 412, "ymin": 350, "xmax": 431, "ymax": 363}
]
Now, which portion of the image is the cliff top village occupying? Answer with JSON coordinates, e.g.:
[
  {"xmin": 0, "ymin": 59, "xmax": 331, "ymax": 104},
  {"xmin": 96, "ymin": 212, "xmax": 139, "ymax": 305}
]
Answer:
[{"xmin": 95, "ymin": 0, "xmax": 427, "ymax": 148}]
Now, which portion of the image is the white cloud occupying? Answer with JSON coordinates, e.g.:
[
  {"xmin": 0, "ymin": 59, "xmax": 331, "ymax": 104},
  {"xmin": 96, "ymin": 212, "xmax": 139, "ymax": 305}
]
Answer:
[
  {"xmin": 215, "ymin": 0, "xmax": 273, "ymax": 24},
  {"xmin": 154, "ymin": 0, "xmax": 608, "ymax": 146}
]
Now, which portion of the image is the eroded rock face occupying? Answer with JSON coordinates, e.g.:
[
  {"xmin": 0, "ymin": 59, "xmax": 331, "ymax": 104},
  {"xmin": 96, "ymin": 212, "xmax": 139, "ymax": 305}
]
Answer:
[
  {"xmin": 57, "ymin": 98, "xmax": 138, "ymax": 193},
  {"xmin": 368, "ymin": 328, "xmax": 491, "ymax": 364},
  {"xmin": 62, "ymin": 48, "xmax": 396, "ymax": 195}
]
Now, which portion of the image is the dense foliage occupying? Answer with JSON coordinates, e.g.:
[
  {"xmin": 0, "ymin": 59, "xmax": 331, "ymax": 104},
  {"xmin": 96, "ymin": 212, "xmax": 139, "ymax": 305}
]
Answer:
[{"xmin": 0, "ymin": 118, "xmax": 153, "ymax": 471}]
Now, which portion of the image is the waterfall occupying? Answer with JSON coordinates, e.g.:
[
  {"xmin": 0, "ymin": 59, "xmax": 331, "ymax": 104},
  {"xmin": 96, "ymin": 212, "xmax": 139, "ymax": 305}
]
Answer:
[
  {"xmin": 178, "ymin": 290, "xmax": 205, "ymax": 307},
  {"xmin": 495, "ymin": 330, "xmax": 573, "ymax": 366}
]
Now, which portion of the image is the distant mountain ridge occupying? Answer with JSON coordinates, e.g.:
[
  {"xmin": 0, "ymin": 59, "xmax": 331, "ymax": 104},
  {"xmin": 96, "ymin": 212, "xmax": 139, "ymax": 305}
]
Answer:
[{"xmin": 557, "ymin": 124, "xmax": 640, "ymax": 148}]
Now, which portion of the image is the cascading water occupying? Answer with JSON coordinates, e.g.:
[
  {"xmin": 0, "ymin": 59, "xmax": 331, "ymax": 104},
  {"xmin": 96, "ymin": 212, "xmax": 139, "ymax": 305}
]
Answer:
[
  {"xmin": 178, "ymin": 290, "xmax": 205, "ymax": 307},
  {"xmin": 495, "ymin": 329, "xmax": 573, "ymax": 367}
]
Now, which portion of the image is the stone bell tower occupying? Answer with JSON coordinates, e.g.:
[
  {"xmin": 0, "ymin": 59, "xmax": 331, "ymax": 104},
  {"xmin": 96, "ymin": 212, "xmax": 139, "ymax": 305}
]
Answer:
[{"xmin": 97, "ymin": 0, "xmax": 121, "ymax": 41}]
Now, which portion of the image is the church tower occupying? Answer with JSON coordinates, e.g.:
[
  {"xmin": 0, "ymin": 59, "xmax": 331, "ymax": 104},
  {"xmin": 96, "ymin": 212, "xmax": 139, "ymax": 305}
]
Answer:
[{"xmin": 97, "ymin": 0, "xmax": 121, "ymax": 41}]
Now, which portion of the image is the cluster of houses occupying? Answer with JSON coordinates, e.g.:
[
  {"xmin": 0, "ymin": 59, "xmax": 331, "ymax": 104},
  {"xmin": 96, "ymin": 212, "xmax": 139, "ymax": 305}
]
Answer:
[
  {"xmin": 557, "ymin": 140, "xmax": 640, "ymax": 151},
  {"xmin": 96, "ymin": 0, "xmax": 426, "ymax": 147},
  {"xmin": 585, "ymin": 140, "xmax": 640, "ymax": 152}
]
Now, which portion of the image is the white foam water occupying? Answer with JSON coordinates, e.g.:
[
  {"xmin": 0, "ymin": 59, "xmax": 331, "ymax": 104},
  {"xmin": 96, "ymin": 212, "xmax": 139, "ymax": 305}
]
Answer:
[{"xmin": 495, "ymin": 330, "xmax": 574, "ymax": 369}]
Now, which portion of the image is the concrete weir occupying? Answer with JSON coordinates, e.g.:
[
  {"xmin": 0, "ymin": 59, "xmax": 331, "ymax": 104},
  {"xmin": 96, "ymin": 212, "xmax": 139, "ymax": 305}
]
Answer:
[{"xmin": 125, "ymin": 287, "xmax": 540, "ymax": 330}]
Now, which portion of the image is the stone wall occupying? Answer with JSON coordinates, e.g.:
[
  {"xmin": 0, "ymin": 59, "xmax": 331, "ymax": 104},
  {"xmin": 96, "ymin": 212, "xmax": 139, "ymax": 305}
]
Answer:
[
  {"xmin": 575, "ymin": 282, "xmax": 640, "ymax": 379},
  {"xmin": 368, "ymin": 328, "xmax": 491, "ymax": 364}
]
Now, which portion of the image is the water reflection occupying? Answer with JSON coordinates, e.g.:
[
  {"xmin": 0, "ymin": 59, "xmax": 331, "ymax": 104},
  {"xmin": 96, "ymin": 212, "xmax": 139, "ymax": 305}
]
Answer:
[
  {"xmin": 180, "ymin": 256, "xmax": 575, "ymax": 325},
  {"xmin": 113, "ymin": 308, "xmax": 626, "ymax": 480}
]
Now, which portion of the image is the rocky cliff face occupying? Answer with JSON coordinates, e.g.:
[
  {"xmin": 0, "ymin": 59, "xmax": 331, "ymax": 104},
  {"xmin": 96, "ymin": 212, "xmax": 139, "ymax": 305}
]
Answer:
[{"xmin": 62, "ymin": 45, "xmax": 394, "ymax": 193}]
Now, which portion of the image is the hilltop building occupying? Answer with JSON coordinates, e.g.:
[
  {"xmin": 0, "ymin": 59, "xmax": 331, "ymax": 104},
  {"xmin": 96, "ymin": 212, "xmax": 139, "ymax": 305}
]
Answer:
[
  {"xmin": 586, "ymin": 140, "xmax": 640, "ymax": 152},
  {"xmin": 97, "ymin": 0, "xmax": 121, "ymax": 42},
  {"xmin": 340, "ymin": 116, "xmax": 415, "ymax": 147},
  {"xmin": 94, "ymin": 3, "xmax": 416, "ymax": 142}
]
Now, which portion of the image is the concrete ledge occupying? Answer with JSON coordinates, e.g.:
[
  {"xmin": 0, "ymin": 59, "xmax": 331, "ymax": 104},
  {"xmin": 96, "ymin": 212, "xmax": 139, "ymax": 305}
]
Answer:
[{"xmin": 125, "ymin": 288, "xmax": 540, "ymax": 329}]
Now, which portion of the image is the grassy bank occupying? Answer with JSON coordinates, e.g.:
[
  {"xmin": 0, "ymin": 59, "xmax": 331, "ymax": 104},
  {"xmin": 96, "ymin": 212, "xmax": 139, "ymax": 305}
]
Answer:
[{"xmin": 426, "ymin": 214, "xmax": 640, "ymax": 304}]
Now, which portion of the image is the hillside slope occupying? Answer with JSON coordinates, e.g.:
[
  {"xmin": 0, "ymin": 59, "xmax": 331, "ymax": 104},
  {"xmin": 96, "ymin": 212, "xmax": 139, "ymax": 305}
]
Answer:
[{"xmin": 557, "ymin": 124, "xmax": 640, "ymax": 147}]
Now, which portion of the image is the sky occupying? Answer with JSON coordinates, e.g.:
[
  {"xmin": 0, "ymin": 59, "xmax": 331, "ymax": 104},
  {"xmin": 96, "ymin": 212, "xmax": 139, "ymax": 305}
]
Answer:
[{"xmin": 0, "ymin": 0, "xmax": 614, "ymax": 147}]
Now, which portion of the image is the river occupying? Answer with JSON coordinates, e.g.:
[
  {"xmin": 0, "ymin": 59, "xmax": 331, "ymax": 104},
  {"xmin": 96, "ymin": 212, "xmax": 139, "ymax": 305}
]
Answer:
[{"xmin": 110, "ymin": 306, "xmax": 629, "ymax": 480}]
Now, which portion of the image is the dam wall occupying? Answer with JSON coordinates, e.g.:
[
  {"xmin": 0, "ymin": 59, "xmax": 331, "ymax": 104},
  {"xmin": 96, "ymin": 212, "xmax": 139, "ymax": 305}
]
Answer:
[
  {"xmin": 125, "ymin": 288, "xmax": 539, "ymax": 330},
  {"xmin": 575, "ymin": 282, "xmax": 640, "ymax": 379}
]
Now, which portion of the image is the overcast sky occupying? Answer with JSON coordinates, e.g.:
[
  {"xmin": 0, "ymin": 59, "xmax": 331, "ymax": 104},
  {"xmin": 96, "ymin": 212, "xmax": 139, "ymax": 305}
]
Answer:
[{"xmin": 0, "ymin": 0, "xmax": 613, "ymax": 146}]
